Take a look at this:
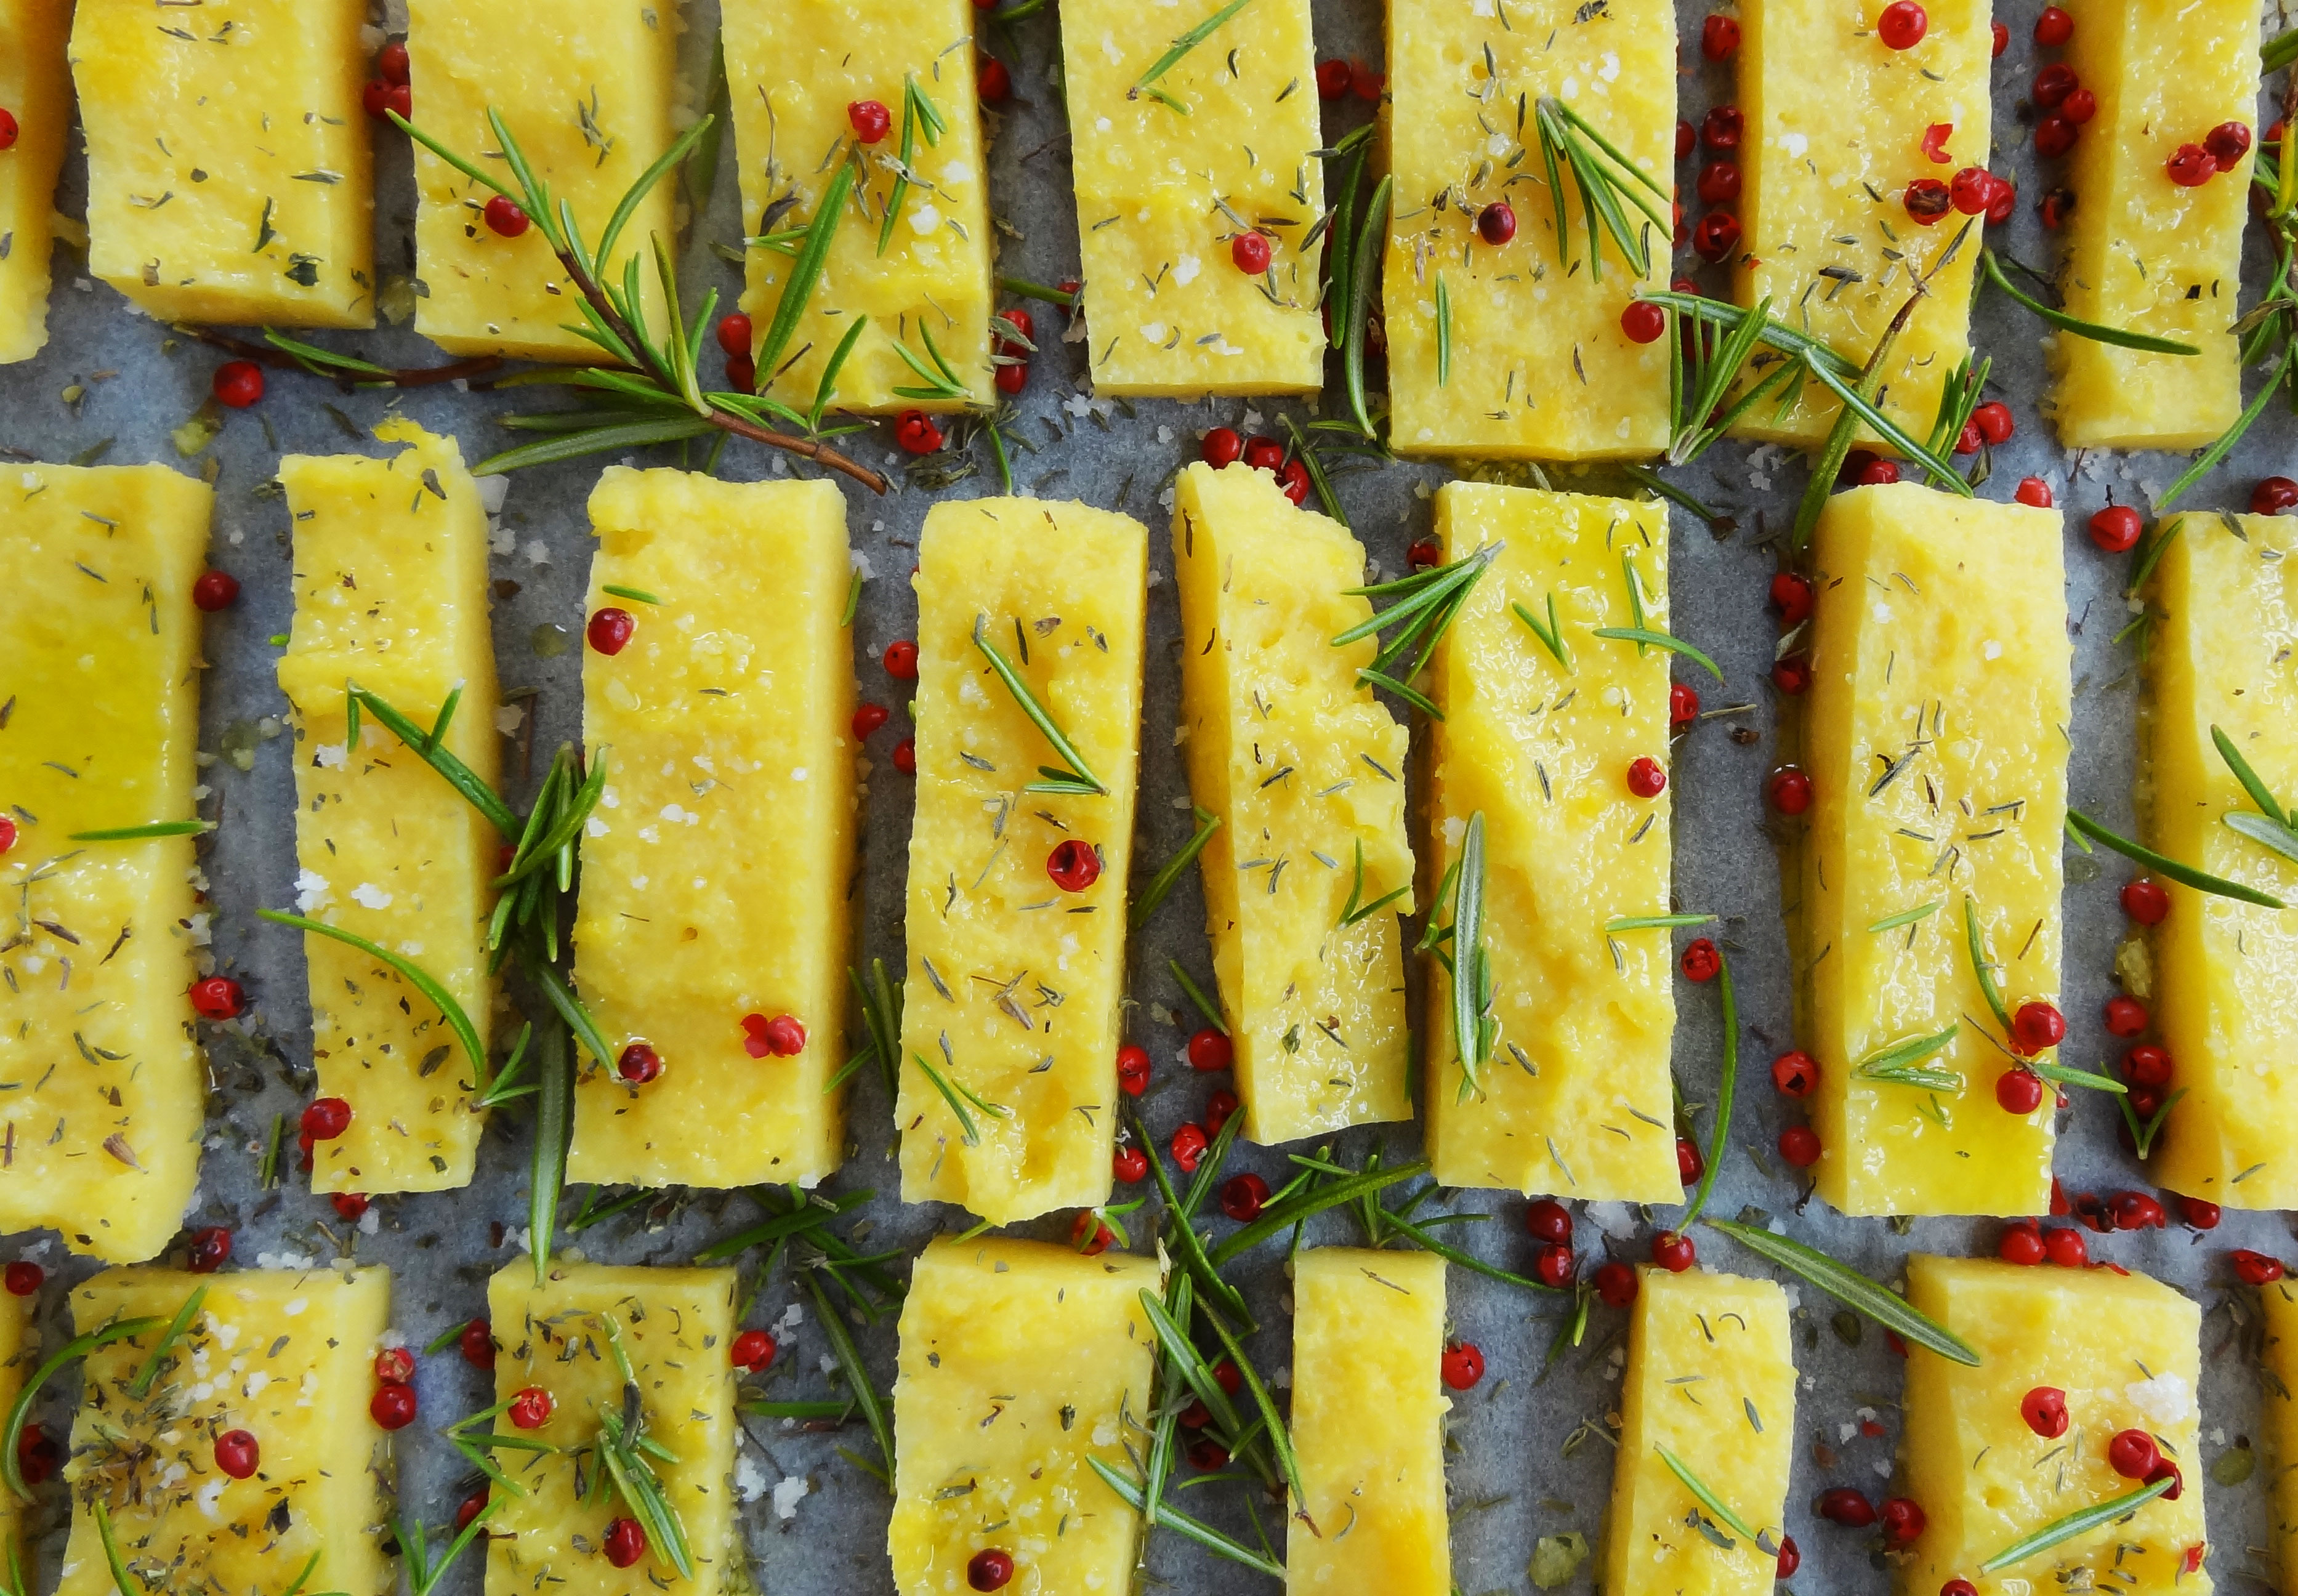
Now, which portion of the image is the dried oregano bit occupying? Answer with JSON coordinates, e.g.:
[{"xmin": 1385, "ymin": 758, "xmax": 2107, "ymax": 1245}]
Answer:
[{"xmin": 4, "ymin": 1316, "xmax": 166, "ymax": 1499}]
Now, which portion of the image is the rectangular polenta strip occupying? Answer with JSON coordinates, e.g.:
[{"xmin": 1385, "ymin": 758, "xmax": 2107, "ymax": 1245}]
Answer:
[
  {"xmin": 1384, "ymin": 0, "xmax": 1674, "ymax": 458},
  {"xmin": 1602, "ymin": 1268, "xmax": 1796, "ymax": 1595},
  {"xmin": 1799, "ymin": 483, "xmax": 2067, "ymax": 1217},
  {"xmin": 897, "ymin": 498, "xmax": 1146, "ymax": 1222},
  {"xmin": 0, "ymin": 463, "xmax": 212, "ymax": 1264},
  {"xmin": 2260, "ymin": 1278, "xmax": 2298, "ymax": 1581},
  {"xmin": 726, "ymin": 0, "xmax": 994, "ymax": 413},
  {"xmin": 1287, "ymin": 1247, "xmax": 1449, "ymax": 1591},
  {"xmin": 276, "ymin": 421, "xmax": 499, "ymax": 1195},
  {"xmin": 1902, "ymin": 1257, "xmax": 2207, "ymax": 1594},
  {"xmin": 571, "ymin": 470, "xmax": 855, "ymax": 1190},
  {"xmin": 1736, "ymin": 0, "xmax": 1991, "ymax": 446},
  {"xmin": 59, "ymin": 1266, "xmax": 395, "ymax": 1596},
  {"xmin": 2144, "ymin": 511, "xmax": 2298, "ymax": 1207},
  {"xmin": 1422, "ymin": 482, "xmax": 1677, "ymax": 1201},
  {"xmin": 407, "ymin": 0, "xmax": 679, "ymax": 360},
  {"xmin": 69, "ymin": 0, "xmax": 374, "ymax": 328},
  {"xmin": 2043, "ymin": 0, "xmax": 2256, "ymax": 447},
  {"xmin": 0, "ymin": 0, "xmax": 71, "ymax": 363},
  {"xmin": 889, "ymin": 1237, "xmax": 1158, "ymax": 1592},
  {"xmin": 486, "ymin": 1260, "xmax": 739, "ymax": 1595},
  {"xmin": 1171, "ymin": 461, "xmax": 1414, "ymax": 1145},
  {"xmin": 1060, "ymin": 0, "xmax": 1325, "ymax": 396}
]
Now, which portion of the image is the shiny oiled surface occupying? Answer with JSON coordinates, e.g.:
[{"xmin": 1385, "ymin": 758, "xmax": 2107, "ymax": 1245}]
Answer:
[
  {"xmin": 887, "ymin": 1238, "xmax": 1158, "ymax": 1596},
  {"xmin": 1602, "ymin": 1267, "xmax": 1796, "ymax": 1596},
  {"xmin": 59, "ymin": 1266, "xmax": 396, "ymax": 1596},
  {"xmin": 0, "ymin": 463, "xmax": 211, "ymax": 1263},
  {"xmin": 68, "ymin": 0, "xmax": 374, "ymax": 328},
  {"xmin": 897, "ymin": 498, "xmax": 1147, "ymax": 1222},
  {"xmin": 1383, "ymin": 0, "xmax": 1675, "ymax": 459},
  {"xmin": 278, "ymin": 421, "xmax": 499, "ymax": 1195},
  {"xmin": 2143, "ymin": 511, "xmax": 2298, "ymax": 1205},
  {"xmin": 1736, "ymin": 0, "xmax": 1992, "ymax": 446},
  {"xmin": 2256, "ymin": 1279, "xmax": 2298, "ymax": 1584},
  {"xmin": 406, "ymin": 0, "xmax": 679, "ymax": 360},
  {"xmin": 1799, "ymin": 483, "xmax": 2067, "ymax": 1217},
  {"xmin": 1424, "ymin": 482, "xmax": 1679, "ymax": 1201},
  {"xmin": 729, "ymin": 0, "xmax": 994, "ymax": 413},
  {"xmin": 2047, "ymin": 0, "xmax": 2256, "ymax": 448},
  {"xmin": 1171, "ymin": 461, "xmax": 1413, "ymax": 1144},
  {"xmin": 1286, "ymin": 1247, "xmax": 1449, "ymax": 1595},
  {"xmin": 571, "ymin": 470, "xmax": 855, "ymax": 1189},
  {"xmin": 0, "ymin": 0, "xmax": 71, "ymax": 363},
  {"xmin": 1901, "ymin": 1256, "xmax": 2209, "ymax": 1596},
  {"xmin": 1061, "ymin": 0, "xmax": 1327, "ymax": 395},
  {"xmin": 485, "ymin": 1260, "xmax": 740, "ymax": 1596}
]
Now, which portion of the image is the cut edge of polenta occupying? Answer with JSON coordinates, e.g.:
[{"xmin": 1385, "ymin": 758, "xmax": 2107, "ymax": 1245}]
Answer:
[{"xmin": 0, "ymin": 0, "xmax": 73, "ymax": 363}]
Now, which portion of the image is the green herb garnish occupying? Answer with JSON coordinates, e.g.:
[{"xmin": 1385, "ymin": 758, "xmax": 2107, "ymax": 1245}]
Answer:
[
  {"xmin": 971, "ymin": 616, "xmax": 1107, "ymax": 796},
  {"xmin": 1704, "ymin": 1219, "xmax": 1980, "ymax": 1366},
  {"xmin": 1979, "ymin": 1476, "xmax": 2174, "ymax": 1573}
]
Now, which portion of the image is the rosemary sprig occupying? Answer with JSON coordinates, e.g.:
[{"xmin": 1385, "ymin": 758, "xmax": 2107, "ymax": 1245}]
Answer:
[
  {"xmin": 1132, "ymin": 807, "xmax": 1222, "ymax": 929},
  {"xmin": 1532, "ymin": 95, "xmax": 1671, "ymax": 280},
  {"xmin": 830, "ymin": 961, "xmax": 904, "ymax": 1097},
  {"xmin": 1445, "ymin": 813, "xmax": 1496, "ymax": 1102},
  {"xmin": 259, "ymin": 910, "xmax": 488, "ymax": 1087},
  {"xmin": 1665, "ymin": 292, "xmax": 1790, "ymax": 464},
  {"xmin": 589, "ymin": 1358, "xmax": 696, "ymax": 1574},
  {"xmin": 1335, "ymin": 543, "xmax": 1501, "ymax": 714},
  {"xmin": 2116, "ymin": 1085, "xmax": 2187, "ymax": 1159},
  {"xmin": 1337, "ymin": 837, "xmax": 1411, "ymax": 929},
  {"xmin": 972, "ymin": 616, "xmax": 1107, "ymax": 795},
  {"xmin": 1851, "ymin": 1026, "xmax": 1962, "ymax": 1091},
  {"xmin": 804, "ymin": 1268, "xmax": 895, "ymax": 1488},
  {"xmin": 529, "ymin": 1019, "xmax": 572, "ymax": 1286},
  {"xmin": 388, "ymin": 108, "xmax": 886, "ymax": 491},
  {"xmin": 876, "ymin": 76, "xmax": 946, "ymax": 256},
  {"xmin": 1980, "ymin": 1477, "xmax": 2174, "ymax": 1574},
  {"xmin": 2065, "ymin": 809, "xmax": 2286, "ymax": 909},
  {"xmin": 1869, "ymin": 901, "xmax": 1940, "ymax": 933},
  {"xmin": 1512, "ymin": 594, "xmax": 1574, "ymax": 673},
  {"xmin": 1089, "ymin": 1457, "xmax": 1286, "ymax": 1576},
  {"xmin": 93, "ymin": 1501, "xmax": 147, "ymax": 1596},
  {"xmin": 176, "ymin": 323, "xmax": 502, "ymax": 391},
  {"xmin": 1131, "ymin": 0, "xmax": 1260, "ymax": 114},
  {"xmin": 1980, "ymin": 248, "xmax": 2200, "ymax": 355},
  {"xmin": 1961, "ymin": 898, "xmax": 2013, "ymax": 1038},
  {"xmin": 4, "ymin": 1316, "xmax": 165, "ymax": 1497},
  {"xmin": 127, "ymin": 1285, "xmax": 207, "ymax": 1399},
  {"xmin": 2159, "ymin": 341, "xmax": 2298, "ymax": 510},
  {"xmin": 2214, "ymin": 723, "xmax": 2298, "ymax": 866},
  {"xmin": 910, "ymin": 1049, "xmax": 1010, "ymax": 1147},
  {"xmin": 1341, "ymin": 175, "xmax": 1392, "ymax": 439},
  {"xmin": 1170, "ymin": 959, "xmax": 1227, "ymax": 1034},
  {"xmin": 393, "ymin": 1493, "xmax": 506, "ymax": 1596},
  {"xmin": 2029, "ymin": 1058, "xmax": 2126, "ymax": 1095},
  {"xmin": 1206, "ymin": 1159, "xmax": 1425, "ymax": 1267},
  {"xmin": 1278, "ymin": 414, "xmax": 1350, "ymax": 528},
  {"xmin": 1794, "ymin": 288, "xmax": 1919, "ymax": 549},
  {"xmin": 1607, "ymin": 914, "xmax": 1715, "ymax": 931},
  {"xmin": 67, "ymin": 820, "xmax": 212, "ymax": 841},
  {"xmin": 1435, "ymin": 272, "xmax": 1453, "ymax": 386},
  {"xmin": 1679, "ymin": 951, "xmax": 1736, "ymax": 1227},
  {"xmin": 889, "ymin": 318, "xmax": 972, "ymax": 405},
  {"xmin": 1656, "ymin": 1445, "xmax": 1762, "ymax": 1547},
  {"xmin": 1704, "ymin": 1219, "xmax": 1980, "ymax": 1366},
  {"xmin": 1589, "ymin": 626, "xmax": 1724, "ymax": 681},
  {"xmin": 1924, "ymin": 350, "xmax": 1993, "ymax": 469},
  {"xmin": 1134, "ymin": 1108, "xmax": 1254, "ymax": 1327}
]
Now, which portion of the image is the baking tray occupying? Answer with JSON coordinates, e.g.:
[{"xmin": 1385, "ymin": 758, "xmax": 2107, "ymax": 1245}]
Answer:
[{"xmin": 1, "ymin": 0, "xmax": 2292, "ymax": 1590}]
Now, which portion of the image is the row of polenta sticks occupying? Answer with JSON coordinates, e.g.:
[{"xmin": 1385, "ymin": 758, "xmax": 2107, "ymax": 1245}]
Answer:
[
  {"xmin": 0, "ymin": 0, "xmax": 2263, "ymax": 449},
  {"xmin": 5, "ymin": 435, "xmax": 2293, "ymax": 1257}
]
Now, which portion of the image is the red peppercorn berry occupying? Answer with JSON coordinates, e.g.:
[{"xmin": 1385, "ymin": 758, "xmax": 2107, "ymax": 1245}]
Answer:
[
  {"xmin": 1187, "ymin": 1028, "xmax": 1233, "ymax": 1072},
  {"xmin": 193, "ymin": 569, "xmax": 241, "ymax": 613},
  {"xmin": 483, "ymin": 195, "xmax": 529, "ymax": 238},
  {"xmin": 2166, "ymin": 143, "xmax": 2217, "ymax": 187},
  {"xmin": 605, "ymin": 1518, "xmax": 648, "ymax": 1570},
  {"xmin": 616, "ymin": 1042, "xmax": 664, "ymax": 1085},
  {"xmin": 741, "ymin": 1013, "xmax": 807, "ymax": 1059},
  {"xmin": 460, "ymin": 1318, "xmax": 496, "ymax": 1370},
  {"xmin": 1857, "ymin": 458, "xmax": 1901, "ymax": 486},
  {"xmin": 714, "ymin": 312, "xmax": 752, "ymax": 360},
  {"xmin": 1231, "ymin": 230, "xmax": 1272, "ymax": 275},
  {"xmin": 2089, "ymin": 505, "xmax": 2143, "ymax": 552},
  {"xmin": 1315, "ymin": 58, "xmax": 1353, "ymax": 99},
  {"xmin": 333, "ymin": 1191, "xmax": 370, "ymax": 1222},
  {"xmin": 1408, "ymin": 538, "xmax": 1443, "ymax": 570},
  {"xmin": 1627, "ymin": 756, "xmax": 1667, "ymax": 798},
  {"xmin": 2022, "ymin": 1385, "xmax": 2070, "ymax": 1438},
  {"xmin": 2233, "ymin": 1249, "xmax": 2287, "ymax": 1286},
  {"xmin": 1772, "ymin": 1050, "xmax": 1818, "ymax": 1098},
  {"xmin": 1999, "ymin": 1221, "xmax": 2047, "ymax": 1267},
  {"xmin": 2061, "ymin": 87, "xmax": 2096, "ymax": 124},
  {"xmin": 1986, "ymin": 172, "xmax": 2018, "ymax": 223},
  {"xmin": 1701, "ymin": 14, "xmax": 1740, "ymax": 58},
  {"xmin": 190, "ymin": 975, "xmax": 247, "ymax": 1021},
  {"xmin": 1278, "ymin": 458, "xmax": 1312, "ymax": 506},
  {"xmin": 2034, "ymin": 64, "xmax": 2076, "ymax": 110},
  {"xmin": 1778, "ymin": 1125, "xmax": 1821, "ymax": 1168},
  {"xmin": 2103, "ymin": 995, "xmax": 2147, "ymax": 1038},
  {"xmin": 731, "ymin": 1329, "xmax": 777, "ymax": 1372},
  {"xmin": 1696, "ymin": 161, "xmax": 1741, "ymax": 205},
  {"xmin": 370, "ymin": 1383, "xmax": 417, "ymax": 1430},
  {"xmin": 892, "ymin": 738, "xmax": 916, "ymax": 775},
  {"xmin": 186, "ymin": 1226, "xmax": 233, "ymax": 1273},
  {"xmin": 2108, "ymin": 1428, "xmax": 2160, "ymax": 1480},
  {"xmin": 1236, "ymin": 438, "xmax": 1281, "ymax": 476},
  {"xmin": 2034, "ymin": 4, "xmax": 2072, "ymax": 42},
  {"xmin": 1621, "ymin": 300, "xmax": 1667, "ymax": 345},
  {"xmin": 1943, "ymin": 1581, "xmax": 1978, "ymax": 1596},
  {"xmin": 1201, "ymin": 427, "xmax": 1243, "ymax": 468},
  {"xmin": 1, "ymin": 1263, "xmax": 38, "ymax": 1297},
  {"xmin": 1071, "ymin": 1211, "xmax": 1116, "ymax": 1255},
  {"xmin": 1769, "ymin": 570, "xmax": 1815, "ymax": 624},
  {"xmin": 879, "ymin": 641, "xmax": 921, "ymax": 683},
  {"xmin": 586, "ymin": 607, "xmax": 635, "ymax": 656},
  {"xmin": 2011, "ymin": 1000, "xmax": 2066, "ymax": 1055},
  {"xmin": 2044, "ymin": 1225, "xmax": 2089, "ymax": 1268},
  {"xmin": 370, "ymin": 1347, "xmax": 414, "ymax": 1386},
  {"xmin": 214, "ymin": 1429, "xmax": 260, "ymax": 1480},
  {"xmin": 2146, "ymin": 1461, "xmax": 2184, "ymax": 1501},
  {"xmin": 1691, "ymin": 211, "xmax": 1741, "ymax": 262},
  {"xmin": 0, "ymin": 817, "xmax": 14, "ymax": 857},
  {"xmin": 2121, "ymin": 878, "xmax": 2170, "ymax": 925},
  {"xmin": 1531, "ymin": 1243, "xmax": 1576, "ymax": 1289},
  {"xmin": 456, "ymin": 1488, "xmax": 488, "ymax": 1535},
  {"xmin": 1817, "ymin": 1487, "xmax": 1876, "ymax": 1527},
  {"xmin": 212, "ymin": 360, "xmax": 265, "ymax": 409},
  {"xmin": 1512, "ymin": 1202, "xmax": 1570, "ymax": 1251},
  {"xmin": 962, "ymin": 1548, "xmax": 1018, "ymax": 1594},
  {"xmin": 2251, "ymin": 476, "xmax": 2298, "ymax": 515},
  {"xmin": 1477, "ymin": 202, "xmax": 1517, "ymax": 246},
  {"xmin": 1948, "ymin": 166, "xmax": 1994, "ymax": 216},
  {"xmin": 1206, "ymin": 1089, "xmax": 1238, "ymax": 1136},
  {"xmin": 849, "ymin": 100, "xmax": 892, "ymax": 143},
  {"xmin": 1652, "ymin": 1230, "xmax": 1696, "ymax": 1272},
  {"xmin": 2014, "ymin": 477, "xmax": 2054, "ymax": 509},
  {"xmin": 1046, "ymin": 839, "xmax": 1102, "ymax": 893},
  {"xmin": 895, "ymin": 412, "xmax": 945, "ymax": 454},
  {"xmin": 509, "ymin": 1386, "xmax": 555, "ymax": 1430},
  {"xmin": 1879, "ymin": 1496, "xmax": 1926, "ymax": 1547},
  {"xmin": 1114, "ymin": 1143, "xmax": 1148, "ymax": 1183},
  {"xmin": 1703, "ymin": 105, "xmax": 1745, "ymax": 150},
  {"xmin": 1116, "ymin": 1043, "xmax": 1151, "ymax": 1097},
  {"xmin": 1768, "ymin": 766, "xmax": 1813, "ymax": 816},
  {"xmin": 2111, "ymin": 1191, "xmax": 2168, "ymax": 1231},
  {"xmin": 1970, "ymin": 400, "xmax": 2014, "ymax": 445},
  {"xmin": 1776, "ymin": 1538, "xmax": 1801, "ymax": 1579},
  {"xmin": 2034, "ymin": 116, "xmax": 2079, "ymax": 159},
  {"xmin": 1595, "ymin": 1259, "xmax": 1639, "ymax": 1307},
  {"xmin": 1441, "ymin": 1340, "xmax": 1486, "ymax": 1390},
  {"xmin": 1903, "ymin": 178, "xmax": 1952, "ymax": 225},
  {"xmin": 1679, "ymin": 938, "xmax": 1721, "ymax": 984},
  {"xmin": 1171, "ymin": 1122, "xmax": 1210, "ymax": 1174},
  {"xmin": 1877, "ymin": 1, "xmax": 1927, "ymax": 49},
  {"xmin": 2181, "ymin": 1196, "xmax": 2222, "ymax": 1230},
  {"xmin": 302, "ymin": 1097, "xmax": 352, "ymax": 1141},
  {"xmin": 1996, "ymin": 1068, "xmax": 2045, "ymax": 1115},
  {"xmin": 1677, "ymin": 1137, "xmax": 1704, "ymax": 1185},
  {"xmin": 1220, "ymin": 1172, "xmax": 1269, "ymax": 1222},
  {"xmin": 2207, "ymin": 121, "xmax": 2253, "ymax": 171},
  {"xmin": 978, "ymin": 57, "xmax": 1011, "ymax": 103},
  {"xmin": 1669, "ymin": 680, "xmax": 1700, "ymax": 728},
  {"xmin": 1675, "ymin": 118, "xmax": 1696, "ymax": 158},
  {"xmin": 852, "ymin": 703, "xmax": 890, "ymax": 741}
]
